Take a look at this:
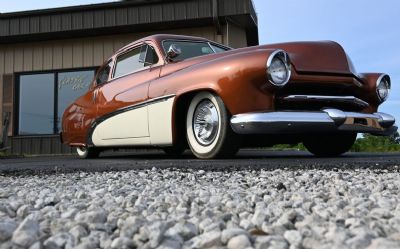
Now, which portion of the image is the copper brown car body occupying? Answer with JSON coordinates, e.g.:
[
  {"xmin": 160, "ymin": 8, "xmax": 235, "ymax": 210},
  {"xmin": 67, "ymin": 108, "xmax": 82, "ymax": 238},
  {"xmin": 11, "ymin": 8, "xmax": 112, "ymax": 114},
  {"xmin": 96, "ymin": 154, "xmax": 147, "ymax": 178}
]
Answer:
[{"xmin": 61, "ymin": 34, "xmax": 397, "ymax": 159}]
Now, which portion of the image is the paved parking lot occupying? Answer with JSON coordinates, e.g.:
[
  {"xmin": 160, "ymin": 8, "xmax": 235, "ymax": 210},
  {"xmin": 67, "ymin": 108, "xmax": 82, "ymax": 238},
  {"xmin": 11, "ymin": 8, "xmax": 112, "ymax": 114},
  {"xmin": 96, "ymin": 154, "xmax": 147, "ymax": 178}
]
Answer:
[{"xmin": 0, "ymin": 150, "xmax": 399, "ymax": 175}]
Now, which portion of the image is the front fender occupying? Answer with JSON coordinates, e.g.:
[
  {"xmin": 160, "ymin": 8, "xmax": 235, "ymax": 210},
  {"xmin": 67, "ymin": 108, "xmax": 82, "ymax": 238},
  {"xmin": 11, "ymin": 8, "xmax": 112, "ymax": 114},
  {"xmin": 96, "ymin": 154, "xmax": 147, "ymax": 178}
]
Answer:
[{"xmin": 149, "ymin": 48, "xmax": 280, "ymax": 115}]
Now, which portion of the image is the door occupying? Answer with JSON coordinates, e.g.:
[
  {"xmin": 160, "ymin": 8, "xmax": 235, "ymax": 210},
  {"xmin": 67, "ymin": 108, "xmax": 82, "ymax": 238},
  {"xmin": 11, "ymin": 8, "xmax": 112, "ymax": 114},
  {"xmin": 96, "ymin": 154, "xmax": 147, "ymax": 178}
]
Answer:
[{"xmin": 91, "ymin": 43, "xmax": 162, "ymax": 147}]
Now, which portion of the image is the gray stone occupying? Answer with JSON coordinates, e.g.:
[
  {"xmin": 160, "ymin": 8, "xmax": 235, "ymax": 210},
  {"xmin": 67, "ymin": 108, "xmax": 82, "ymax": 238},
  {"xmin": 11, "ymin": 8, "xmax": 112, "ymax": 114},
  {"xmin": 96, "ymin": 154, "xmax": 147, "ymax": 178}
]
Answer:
[
  {"xmin": 227, "ymin": 234, "xmax": 252, "ymax": 249},
  {"xmin": 43, "ymin": 232, "xmax": 75, "ymax": 249},
  {"xmin": 16, "ymin": 205, "xmax": 33, "ymax": 219},
  {"xmin": 72, "ymin": 241, "xmax": 98, "ymax": 249},
  {"xmin": 366, "ymin": 238, "xmax": 400, "ymax": 249},
  {"xmin": 0, "ymin": 220, "xmax": 17, "ymax": 241},
  {"xmin": 120, "ymin": 216, "xmax": 145, "ymax": 238},
  {"xmin": 75, "ymin": 209, "xmax": 108, "ymax": 224},
  {"xmin": 11, "ymin": 217, "xmax": 40, "ymax": 247},
  {"xmin": 255, "ymin": 235, "xmax": 288, "ymax": 249},
  {"xmin": 28, "ymin": 241, "xmax": 42, "ymax": 249},
  {"xmin": 221, "ymin": 228, "xmax": 249, "ymax": 244},
  {"xmin": 110, "ymin": 237, "xmax": 136, "ymax": 249},
  {"xmin": 69, "ymin": 225, "xmax": 88, "ymax": 241},
  {"xmin": 284, "ymin": 230, "xmax": 302, "ymax": 247},
  {"xmin": 184, "ymin": 231, "xmax": 221, "ymax": 249},
  {"xmin": 165, "ymin": 221, "xmax": 198, "ymax": 240},
  {"xmin": 147, "ymin": 221, "xmax": 173, "ymax": 248},
  {"xmin": 251, "ymin": 209, "xmax": 268, "ymax": 228},
  {"xmin": 158, "ymin": 238, "xmax": 183, "ymax": 249}
]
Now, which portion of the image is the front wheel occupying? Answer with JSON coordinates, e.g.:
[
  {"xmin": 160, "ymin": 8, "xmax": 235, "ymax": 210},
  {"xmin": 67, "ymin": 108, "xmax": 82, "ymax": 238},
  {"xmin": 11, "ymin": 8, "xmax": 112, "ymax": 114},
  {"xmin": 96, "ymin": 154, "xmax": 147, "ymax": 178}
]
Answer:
[
  {"xmin": 303, "ymin": 133, "xmax": 357, "ymax": 157},
  {"xmin": 76, "ymin": 147, "xmax": 100, "ymax": 159},
  {"xmin": 186, "ymin": 92, "xmax": 240, "ymax": 159}
]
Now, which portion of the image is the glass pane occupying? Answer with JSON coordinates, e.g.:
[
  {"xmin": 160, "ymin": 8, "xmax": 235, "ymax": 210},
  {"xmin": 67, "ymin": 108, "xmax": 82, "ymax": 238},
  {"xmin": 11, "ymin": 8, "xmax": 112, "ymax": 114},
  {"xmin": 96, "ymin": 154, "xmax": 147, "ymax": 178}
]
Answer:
[
  {"xmin": 145, "ymin": 46, "xmax": 159, "ymax": 65},
  {"xmin": 58, "ymin": 70, "xmax": 95, "ymax": 131},
  {"xmin": 19, "ymin": 74, "xmax": 55, "ymax": 135},
  {"xmin": 210, "ymin": 44, "xmax": 229, "ymax": 53},
  {"xmin": 114, "ymin": 47, "xmax": 144, "ymax": 78},
  {"xmin": 162, "ymin": 41, "xmax": 215, "ymax": 60},
  {"xmin": 96, "ymin": 61, "xmax": 112, "ymax": 85}
]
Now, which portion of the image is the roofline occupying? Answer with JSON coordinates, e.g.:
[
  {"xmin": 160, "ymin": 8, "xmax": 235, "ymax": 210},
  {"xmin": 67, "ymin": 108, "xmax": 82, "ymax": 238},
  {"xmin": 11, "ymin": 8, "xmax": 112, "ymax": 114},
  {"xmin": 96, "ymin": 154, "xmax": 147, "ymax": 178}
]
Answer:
[
  {"xmin": 0, "ymin": 0, "xmax": 183, "ymax": 18},
  {"xmin": 0, "ymin": 0, "xmax": 258, "ymax": 46}
]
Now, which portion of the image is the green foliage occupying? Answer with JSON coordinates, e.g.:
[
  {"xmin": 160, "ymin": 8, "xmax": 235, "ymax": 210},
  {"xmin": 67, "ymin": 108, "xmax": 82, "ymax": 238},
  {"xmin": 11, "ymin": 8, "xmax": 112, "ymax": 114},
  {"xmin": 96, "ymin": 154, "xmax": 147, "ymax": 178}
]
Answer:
[
  {"xmin": 351, "ymin": 132, "xmax": 400, "ymax": 152},
  {"xmin": 272, "ymin": 143, "xmax": 306, "ymax": 151},
  {"xmin": 272, "ymin": 132, "xmax": 400, "ymax": 152}
]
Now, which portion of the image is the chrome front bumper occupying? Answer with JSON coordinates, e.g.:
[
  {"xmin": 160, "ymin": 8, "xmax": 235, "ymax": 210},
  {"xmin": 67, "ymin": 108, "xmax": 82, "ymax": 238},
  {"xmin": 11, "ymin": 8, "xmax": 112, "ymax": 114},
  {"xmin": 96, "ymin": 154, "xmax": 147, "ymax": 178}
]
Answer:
[{"xmin": 230, "ymin": 109, "xmax": 397, "ymax": 136}]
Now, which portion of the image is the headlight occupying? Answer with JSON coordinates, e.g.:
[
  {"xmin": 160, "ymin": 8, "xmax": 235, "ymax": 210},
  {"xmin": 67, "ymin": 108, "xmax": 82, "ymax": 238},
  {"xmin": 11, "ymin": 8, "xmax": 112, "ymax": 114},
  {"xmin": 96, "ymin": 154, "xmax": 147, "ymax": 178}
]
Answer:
[
  {"xmin": 376, "ymin": 74, "xmax": 391, "ymax": 102},
  {"xmin": 267, "ymin": 50, "xmax": 291, "ymax": 87}
]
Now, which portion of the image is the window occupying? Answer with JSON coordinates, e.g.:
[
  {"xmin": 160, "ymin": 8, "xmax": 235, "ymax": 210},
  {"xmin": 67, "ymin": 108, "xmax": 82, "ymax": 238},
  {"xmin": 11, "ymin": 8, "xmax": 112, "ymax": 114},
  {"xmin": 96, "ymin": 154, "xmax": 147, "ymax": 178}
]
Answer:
[
  {"xmin": 114, "ymin": 47, "xmax": 143, "ymax": 78},
  {"xmin": 57, "ymin": 70, "xmax": 95, "ymax": 131},
  {"xmin": 141, "ymin": 45, "xmax": 159, "ymax": 66},
  {"xmin": 17, "ymin": 69, "xmax": 95, "ymax": 135},
  {"xmin": 113, "ymin": 44, "xmax": 159, "ymax": 79},
  {"xmin": 210, "ymin": 44, "xmax": 229, "ymax": 53},
  {"xmin": 96, "ymin": 61, "xmax": 112, "ymax": 85},
  {"xmin": 19, "ymin": 74, "xmax": 55, "ymax": 135},
  {"xmin": 162, "ymin": 40, "xmax": 230, "ymax": 60}
]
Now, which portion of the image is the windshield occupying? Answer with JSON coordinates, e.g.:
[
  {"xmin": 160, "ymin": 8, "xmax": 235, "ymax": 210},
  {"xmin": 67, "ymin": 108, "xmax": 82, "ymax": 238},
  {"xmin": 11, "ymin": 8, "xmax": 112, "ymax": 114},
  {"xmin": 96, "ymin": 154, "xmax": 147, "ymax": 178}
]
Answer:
[{"xmin": 162, "ymin": 40, "xmax": 230, "ymax": 60}]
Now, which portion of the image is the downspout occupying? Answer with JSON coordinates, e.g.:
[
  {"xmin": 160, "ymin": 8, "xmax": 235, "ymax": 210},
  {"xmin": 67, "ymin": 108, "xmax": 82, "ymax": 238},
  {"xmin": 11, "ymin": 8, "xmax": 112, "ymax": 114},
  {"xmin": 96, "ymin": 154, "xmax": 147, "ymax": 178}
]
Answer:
[{"xmin": 212, "ymin": 0, "xmax": 222, "ymax": 35}]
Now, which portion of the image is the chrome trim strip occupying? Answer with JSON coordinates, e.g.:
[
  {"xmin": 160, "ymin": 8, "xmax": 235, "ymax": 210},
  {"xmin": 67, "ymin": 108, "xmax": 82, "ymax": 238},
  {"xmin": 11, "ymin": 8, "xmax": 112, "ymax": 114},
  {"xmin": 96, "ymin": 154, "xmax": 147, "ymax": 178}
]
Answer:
[
  {"xmin": 116, "ymin": 94, "xmax": 176, "ymax": 112},
  {"xmin": 282, "ymin": 95, "xmax": 369, "ymax": 108},
  {"xmin": 230, "ymin": 109, "xmax": 396, "ymax": 135}
]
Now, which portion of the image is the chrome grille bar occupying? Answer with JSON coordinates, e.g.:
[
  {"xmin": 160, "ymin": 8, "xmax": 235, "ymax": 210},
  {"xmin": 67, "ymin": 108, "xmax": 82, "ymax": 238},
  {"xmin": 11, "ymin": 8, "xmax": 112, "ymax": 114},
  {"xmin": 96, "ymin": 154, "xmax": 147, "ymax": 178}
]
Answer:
[{"xmin": 282, "ymin": 95, "xmax": 369, "ymax": 108}]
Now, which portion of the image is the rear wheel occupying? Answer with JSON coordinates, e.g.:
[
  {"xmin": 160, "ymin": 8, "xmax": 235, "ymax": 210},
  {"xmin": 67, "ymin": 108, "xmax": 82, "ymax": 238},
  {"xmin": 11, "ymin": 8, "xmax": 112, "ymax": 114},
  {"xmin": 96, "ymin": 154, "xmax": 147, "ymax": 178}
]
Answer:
[
  {"xmin": 186, "ymin": 92, "xmax": 240, "ymax": 159},
  {"xmin": 76, "ymin": 147, "xmax": 100, "ymax": 159},
  {"xmin": 303, "ymin": 133, "xmax": 357, "ymax": 157}
]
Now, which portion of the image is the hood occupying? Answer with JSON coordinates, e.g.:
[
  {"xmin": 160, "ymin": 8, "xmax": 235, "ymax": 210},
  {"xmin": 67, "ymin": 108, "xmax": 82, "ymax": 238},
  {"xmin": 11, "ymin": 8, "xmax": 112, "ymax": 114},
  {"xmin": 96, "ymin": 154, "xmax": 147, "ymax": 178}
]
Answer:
[
  {"xmin": 261, "ymin": 41, "xmax": 354, "ymax": 75},
  {"xmin": 161, "ymin": 41, "xmax": 354, "ymax": 77}
]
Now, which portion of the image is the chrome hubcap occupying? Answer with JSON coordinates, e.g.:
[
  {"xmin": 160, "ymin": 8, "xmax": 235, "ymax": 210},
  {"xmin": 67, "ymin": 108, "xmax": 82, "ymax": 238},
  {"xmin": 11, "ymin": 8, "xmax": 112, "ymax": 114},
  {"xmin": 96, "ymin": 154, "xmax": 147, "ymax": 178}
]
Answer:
[{"xmin": 193, "ymin": 100, "xmax": 219, "ymax": 146}]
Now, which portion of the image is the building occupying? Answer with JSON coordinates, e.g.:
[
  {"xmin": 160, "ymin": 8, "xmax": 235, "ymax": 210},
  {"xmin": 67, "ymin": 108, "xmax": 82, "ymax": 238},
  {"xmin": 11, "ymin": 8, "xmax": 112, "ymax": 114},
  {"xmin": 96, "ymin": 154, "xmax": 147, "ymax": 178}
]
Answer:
[{"xmin": 0, "ymin": 0, "xmax": 258, "ymax": 155}]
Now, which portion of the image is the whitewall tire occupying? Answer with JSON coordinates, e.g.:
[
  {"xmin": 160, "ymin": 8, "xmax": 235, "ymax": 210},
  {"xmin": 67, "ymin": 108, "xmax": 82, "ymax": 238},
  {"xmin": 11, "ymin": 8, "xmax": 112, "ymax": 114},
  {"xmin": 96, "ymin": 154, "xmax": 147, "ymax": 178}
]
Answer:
[
  {"xmin": 76, "ymin": 147, "xmax": 100, "ymax": 159},
  {"xmin": 186, "ymin": 92, "xmax": 240, "ymax": 159}
]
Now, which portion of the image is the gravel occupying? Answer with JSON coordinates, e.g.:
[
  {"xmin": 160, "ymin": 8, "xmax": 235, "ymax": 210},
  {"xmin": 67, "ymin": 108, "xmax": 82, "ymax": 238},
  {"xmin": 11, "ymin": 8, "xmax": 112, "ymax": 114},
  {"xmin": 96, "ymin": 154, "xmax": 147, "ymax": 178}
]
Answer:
[{"xmin": 1, "ymin": 167, "xmax": 400, "ymax": 249}]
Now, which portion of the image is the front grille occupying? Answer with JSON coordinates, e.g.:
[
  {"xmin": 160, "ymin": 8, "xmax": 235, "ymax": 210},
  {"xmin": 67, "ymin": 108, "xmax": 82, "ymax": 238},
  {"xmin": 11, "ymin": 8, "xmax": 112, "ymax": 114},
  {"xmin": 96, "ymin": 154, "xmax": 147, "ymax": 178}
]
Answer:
[{"xmin": 275, "ymin": 95, "xmax": 369, "ymax": 112}]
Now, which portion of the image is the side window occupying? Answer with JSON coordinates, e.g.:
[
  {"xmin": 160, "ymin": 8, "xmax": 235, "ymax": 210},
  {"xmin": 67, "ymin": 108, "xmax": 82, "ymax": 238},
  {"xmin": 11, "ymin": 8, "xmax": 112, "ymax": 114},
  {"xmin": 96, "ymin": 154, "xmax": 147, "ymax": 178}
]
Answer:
[
  {"xmin": 210, "ymin": 44, "xmax": 229, "ymax": 53},
  {"xmin": 113, "ymin": 47, "xmax": 143, "ymax": 78},
  {"xmin": 141, "ymin": 45, "xmax": 159, "ymax": 66},
  {"xmin": 96, "ymin": 61, "xmax": 112, "ymax": 85}
]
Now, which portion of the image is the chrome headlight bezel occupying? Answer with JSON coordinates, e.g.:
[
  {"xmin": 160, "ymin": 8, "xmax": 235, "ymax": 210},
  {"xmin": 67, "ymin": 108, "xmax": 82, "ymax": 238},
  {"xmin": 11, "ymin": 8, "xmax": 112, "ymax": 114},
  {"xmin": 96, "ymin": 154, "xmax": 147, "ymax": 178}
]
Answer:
[
  {"xmin": 376, "ymin": 74, "xmax": 391, "ymax": 103},
  {"xmin": 266, "ymin": 50, "xmax": 292, "ymax": 87}
]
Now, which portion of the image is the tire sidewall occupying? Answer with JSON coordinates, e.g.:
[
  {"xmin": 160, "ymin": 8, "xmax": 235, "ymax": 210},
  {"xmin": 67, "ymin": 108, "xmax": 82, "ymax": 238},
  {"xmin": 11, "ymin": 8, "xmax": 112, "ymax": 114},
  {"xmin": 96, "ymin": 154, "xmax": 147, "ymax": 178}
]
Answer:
[
  {"xmin": 76, "ymin": 147, "xmax": 89, "ymax": 158},
  {"xmin": 186, "ymin": 92, "xmax": 226, "ymax": 157}
]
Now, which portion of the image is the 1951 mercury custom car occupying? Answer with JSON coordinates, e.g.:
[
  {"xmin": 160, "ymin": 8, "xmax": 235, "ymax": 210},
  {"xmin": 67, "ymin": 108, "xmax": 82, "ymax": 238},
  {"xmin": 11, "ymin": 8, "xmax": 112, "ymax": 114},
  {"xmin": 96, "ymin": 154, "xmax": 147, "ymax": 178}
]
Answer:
[{"xmin": 61, "ymin": 34, "xmax": 397, "ymax": 159}]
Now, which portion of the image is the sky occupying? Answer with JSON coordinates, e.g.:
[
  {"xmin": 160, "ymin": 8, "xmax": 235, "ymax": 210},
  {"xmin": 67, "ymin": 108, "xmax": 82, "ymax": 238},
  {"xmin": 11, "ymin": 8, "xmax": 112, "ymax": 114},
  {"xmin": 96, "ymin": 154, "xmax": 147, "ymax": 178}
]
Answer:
[{"xmin": 1, "ymin": 0, "xmax": 399, "ymax": 123}]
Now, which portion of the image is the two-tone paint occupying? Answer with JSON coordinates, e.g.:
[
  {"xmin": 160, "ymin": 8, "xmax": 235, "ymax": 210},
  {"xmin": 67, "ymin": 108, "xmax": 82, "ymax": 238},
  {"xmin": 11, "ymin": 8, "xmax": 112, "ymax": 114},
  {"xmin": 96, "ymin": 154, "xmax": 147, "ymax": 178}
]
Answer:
[{"xmin": 61, "ymin": 34, "xmax": 393, "ymax": 149}]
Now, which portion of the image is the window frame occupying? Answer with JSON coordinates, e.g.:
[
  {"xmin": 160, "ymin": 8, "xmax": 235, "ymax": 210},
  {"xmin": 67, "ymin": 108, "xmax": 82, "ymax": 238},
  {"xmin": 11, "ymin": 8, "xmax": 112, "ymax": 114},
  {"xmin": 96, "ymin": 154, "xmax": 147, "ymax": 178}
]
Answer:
[
  {"xmin": 14, "ymin": 67, "xmax": 97, "ymax": 136},
  {"xmin": 95, "ymin": 60, "xmax": 113, "ymax": 86},
  {"xmin": 161, "ymin": 39, "xmax": 232, "ymax": 61},
  {"xmin": 111, "ymin": 43, "xmax": 160, "ymax": 81}
]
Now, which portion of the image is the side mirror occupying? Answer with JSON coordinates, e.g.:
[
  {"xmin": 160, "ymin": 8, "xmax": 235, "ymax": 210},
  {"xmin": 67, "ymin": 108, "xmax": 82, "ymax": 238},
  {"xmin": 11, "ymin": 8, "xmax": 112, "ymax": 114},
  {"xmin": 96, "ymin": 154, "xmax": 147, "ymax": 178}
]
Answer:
[{"xmin": 166, "ymin": 44, "xmax": 181, "ymax": 61}]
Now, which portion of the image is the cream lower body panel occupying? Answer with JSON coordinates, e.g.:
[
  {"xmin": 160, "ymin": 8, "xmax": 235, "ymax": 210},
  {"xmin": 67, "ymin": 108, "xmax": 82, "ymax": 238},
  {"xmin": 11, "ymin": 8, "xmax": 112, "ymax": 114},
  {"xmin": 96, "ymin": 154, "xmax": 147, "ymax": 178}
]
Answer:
[
  {"xmin": 91, "ymin": 96, "xmax": 175, "ymax": 147},
  {"xmin": 149, "ymin": 97, "xmax": 174, "ymax": 145}
]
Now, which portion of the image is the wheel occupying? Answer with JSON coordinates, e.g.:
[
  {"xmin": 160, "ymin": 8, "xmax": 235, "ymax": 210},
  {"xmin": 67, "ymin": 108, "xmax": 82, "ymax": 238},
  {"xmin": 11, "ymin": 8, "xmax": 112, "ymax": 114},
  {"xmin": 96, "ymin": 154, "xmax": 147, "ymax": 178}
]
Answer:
[
  {"xmin": 76, "ymin": 147, "xmax": 100, "ymax": 159},
  {"xmin": 303, "ymin": 133, "xmax": 357, "ymax": 157},
  {"xmin": 186, "ymin": 92, "xmax": 240, "ymax": 159}
]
